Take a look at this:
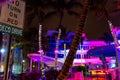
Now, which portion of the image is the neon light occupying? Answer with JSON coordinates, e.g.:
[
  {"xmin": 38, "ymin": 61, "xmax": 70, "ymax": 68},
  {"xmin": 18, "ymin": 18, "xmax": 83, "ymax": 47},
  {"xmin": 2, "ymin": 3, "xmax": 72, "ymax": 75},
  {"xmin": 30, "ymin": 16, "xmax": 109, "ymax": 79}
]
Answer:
[
  {"xmin": 111, "ymin": 63, "xmax": 116, "ymax": 68},
  {"xmin": 38, "ymin": 50, "xmax": 43, "ymax": 53},
  {"xmin": 54, "ymin": 50, "xmax": 59, "ymax": 53}
]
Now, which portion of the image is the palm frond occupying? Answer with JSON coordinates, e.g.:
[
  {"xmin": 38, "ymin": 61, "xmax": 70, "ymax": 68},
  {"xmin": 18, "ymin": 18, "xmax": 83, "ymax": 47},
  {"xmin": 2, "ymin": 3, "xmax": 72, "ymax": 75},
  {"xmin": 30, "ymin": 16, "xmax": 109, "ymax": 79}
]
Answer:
[
  {"xmin": 89, "ymin": 0, "xmax": 108, "ymax": 20},
  {"xmin": 67, "ymin": 10, "xmax": 79, "ymax": 16},
  {"xmin": 67, "ymin": 1, "xmax": 83, "ymax": 9},
  {"xmin": 44, "ymin": 11, "xmax": 57, "ymax": 19}
]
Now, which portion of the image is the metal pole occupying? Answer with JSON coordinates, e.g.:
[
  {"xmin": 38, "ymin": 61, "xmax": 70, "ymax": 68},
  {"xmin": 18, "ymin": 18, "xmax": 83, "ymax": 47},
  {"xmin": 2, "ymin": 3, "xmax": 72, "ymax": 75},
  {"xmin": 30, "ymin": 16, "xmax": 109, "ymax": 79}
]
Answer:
[
  {"xmin": 3, "ymin": 35, "xmax": 12, "ymax": 80},
  {"xmin": 64, "ymin": 43, "xmax": 66, "ymax": 60},
  {"xmin": 30, "ymin": 59, "xmax": 32, "ymax": 72}
]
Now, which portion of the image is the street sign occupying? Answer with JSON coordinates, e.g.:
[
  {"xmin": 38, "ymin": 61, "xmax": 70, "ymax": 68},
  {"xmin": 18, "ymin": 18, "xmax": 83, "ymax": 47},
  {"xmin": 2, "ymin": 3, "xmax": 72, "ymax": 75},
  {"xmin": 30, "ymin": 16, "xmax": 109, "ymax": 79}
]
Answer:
[
  {"xmin": 0, "ymin": 22, "xmax": 23, "ymax": 36},
  {"xmin": 0, "ymin": 0, "xmax": 25, "ymax": 36}
]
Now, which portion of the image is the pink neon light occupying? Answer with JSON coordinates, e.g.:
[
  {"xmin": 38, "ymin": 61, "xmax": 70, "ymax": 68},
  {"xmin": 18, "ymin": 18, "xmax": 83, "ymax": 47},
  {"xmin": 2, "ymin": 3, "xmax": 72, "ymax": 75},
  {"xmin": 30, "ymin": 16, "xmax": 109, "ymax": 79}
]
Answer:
[
  {"xmin": 73, "ymin": 58, "xmax": 102, "ymax": 64},
  {"xmin": 82, "ymin": 33, "xmax": 86, "ymax": 37},
  {"xmin": 88, "ymin": 41, "xmax": 107, "ymax": 46},
  {"xmin": 117, "ymin": 46, "xmax": 120, "ymax": 49},
  {"xmin": 38, "ymin": 50, "xmax": 43, "ymax": 53},
  {"xmin": 54, "ymin": 50, "xmax": 59, "ymax": 53}
]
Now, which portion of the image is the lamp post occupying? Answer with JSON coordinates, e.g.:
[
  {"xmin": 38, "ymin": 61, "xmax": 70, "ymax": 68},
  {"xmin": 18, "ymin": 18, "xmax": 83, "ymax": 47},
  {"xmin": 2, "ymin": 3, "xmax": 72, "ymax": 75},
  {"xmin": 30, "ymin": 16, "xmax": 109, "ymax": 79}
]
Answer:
[{"xmin": 22, "ymin": 60, "xmax": 25, "ymax": 73}]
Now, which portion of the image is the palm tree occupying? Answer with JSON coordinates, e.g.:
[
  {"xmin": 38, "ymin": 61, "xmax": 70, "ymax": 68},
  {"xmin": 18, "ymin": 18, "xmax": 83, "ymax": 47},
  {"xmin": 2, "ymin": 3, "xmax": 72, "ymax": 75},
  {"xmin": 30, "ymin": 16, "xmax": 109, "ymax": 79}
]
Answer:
[
  {"xmin": 23, "ymin": 0, "xmax": 52, "ymax": 57},
  {"xmin": 107, "ymin": 20, "xmax": 120, "ymax": 80},
  {"xmin": 92, "ymin": 1, "xmax": 120, "ymax": 79},
  {"xmin": 46, "ymin": 0, "xmax": 82, "ymax": 30},
  {"xmin": 56, "ymin": 0, "xmax": 113, "ymax": 79},
  {"xmin": 45, "ymin": 0, "xmax": 82, "ymax": 70},
  {"xmin": 57, "ymin": 0, "xmax": 89, "ymax": 79},
  {"xmin": 1, "ymin": 1, "xmax": 57, "ymax": 79}
]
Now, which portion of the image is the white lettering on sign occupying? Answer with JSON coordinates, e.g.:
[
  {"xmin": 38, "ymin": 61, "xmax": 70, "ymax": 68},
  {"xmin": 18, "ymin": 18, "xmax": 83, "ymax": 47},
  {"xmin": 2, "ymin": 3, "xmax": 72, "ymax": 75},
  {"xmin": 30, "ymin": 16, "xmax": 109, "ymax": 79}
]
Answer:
[
  {"xmin": 0, "ymin": 24, "xmax": 11, "ymax": 33},
  {"xmin": 0, "ymin": 23, "xmax": 23, "ymax": 36},
  {"xmin": 11, "ymin": 27, "xmax": 22, "ymax": 35}
]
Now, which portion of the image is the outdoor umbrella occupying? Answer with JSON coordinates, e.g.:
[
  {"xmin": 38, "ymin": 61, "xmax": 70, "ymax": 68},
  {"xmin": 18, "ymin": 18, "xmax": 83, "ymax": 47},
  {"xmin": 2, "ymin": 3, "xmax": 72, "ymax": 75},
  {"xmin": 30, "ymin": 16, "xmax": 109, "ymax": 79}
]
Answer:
[{"xmin": 27, "ymin": 53, "xmax": 63, "ymax": 67}]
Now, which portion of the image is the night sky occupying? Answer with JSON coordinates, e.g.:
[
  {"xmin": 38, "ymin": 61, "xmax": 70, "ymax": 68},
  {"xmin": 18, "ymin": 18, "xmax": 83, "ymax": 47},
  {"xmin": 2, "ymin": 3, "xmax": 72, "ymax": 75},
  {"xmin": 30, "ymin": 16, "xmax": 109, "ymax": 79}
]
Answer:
[
  {"xmin": 42, "ymin": 10, "xmax": 120, "ymax": 40},
  {"xmin": 29, "ymin": 0, "xmax": 120, "ymax": 40}
]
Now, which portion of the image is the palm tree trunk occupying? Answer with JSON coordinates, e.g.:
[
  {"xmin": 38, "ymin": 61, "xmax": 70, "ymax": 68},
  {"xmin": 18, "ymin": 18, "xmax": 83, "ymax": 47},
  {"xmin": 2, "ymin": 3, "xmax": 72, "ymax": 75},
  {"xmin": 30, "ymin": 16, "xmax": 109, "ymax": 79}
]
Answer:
[
  {"xmin": 107, "ymin": 20, "xmax": 120, "ymax": 80},
  {"xmin": 56, "ymin": 0, "xmax": 89, "ymax": 80},
  {"xmin": 104, "ymin": 8, "xmax": 120, "ymax": 79},
  {"xmin": 55, "ymin": 29, "xmax": 61, "ymax": 69}
]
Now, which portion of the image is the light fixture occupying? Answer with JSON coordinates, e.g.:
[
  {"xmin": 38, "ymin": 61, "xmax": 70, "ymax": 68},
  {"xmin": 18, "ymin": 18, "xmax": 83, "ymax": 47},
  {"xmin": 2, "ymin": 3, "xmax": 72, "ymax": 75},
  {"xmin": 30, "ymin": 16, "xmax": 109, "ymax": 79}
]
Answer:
[{"xmin": 0, "ymin": 48, "xmax": 5, "ymax": 54}]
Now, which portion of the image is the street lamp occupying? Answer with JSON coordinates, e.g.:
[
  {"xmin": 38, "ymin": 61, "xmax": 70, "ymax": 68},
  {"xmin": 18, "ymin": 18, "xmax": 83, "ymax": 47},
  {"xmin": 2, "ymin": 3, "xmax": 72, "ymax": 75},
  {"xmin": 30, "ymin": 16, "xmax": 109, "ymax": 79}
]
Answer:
[
  {"xmin": 0, "ymin": 48, "xmax": 5, "ymax": 54},
  {"xmin": 22, "ymin": 60, "xmax": 25, "ymax": 73}
]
